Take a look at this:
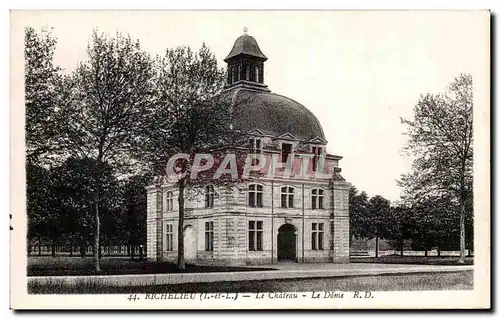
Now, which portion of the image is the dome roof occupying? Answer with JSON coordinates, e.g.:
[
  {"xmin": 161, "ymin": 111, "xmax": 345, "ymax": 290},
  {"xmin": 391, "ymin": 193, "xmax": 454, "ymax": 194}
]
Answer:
[
  {"xmin": 230, "ymin": 88, "xmax": 326, "ymax": 142},
  {"xmin": 224, "ymin": 34, "xmax": 268, "ymax": 62}
]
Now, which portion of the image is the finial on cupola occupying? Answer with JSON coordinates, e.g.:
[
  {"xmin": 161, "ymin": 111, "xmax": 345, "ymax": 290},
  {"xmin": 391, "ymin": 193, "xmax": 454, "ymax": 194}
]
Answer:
[{"xmin": 243, "ymin": 26, "xmax": 248, "ymax": 34}]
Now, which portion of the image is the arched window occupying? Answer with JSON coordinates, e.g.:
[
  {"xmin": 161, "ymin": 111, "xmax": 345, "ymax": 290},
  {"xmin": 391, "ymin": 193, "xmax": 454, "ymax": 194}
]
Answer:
[
  {"xmin": 255, "ymin": 66, "xmax": 260, "ymax": 83},
  {"xmin": 312, "ymin": 188, "xmax": 324, "ymax": 210},
  {"xmin": 205, "ymin": 185, "xmax": 214, "ymax": 208},
  {"xmin": 245, "ymin": 64, "xmax": 250, "ymax": 80},
  {"xmin": 248, "ymin": 184, "xmax": 264, "ymax": 207},
  {"xmin": 281, "ymin": 186, "xmax": 294, "ymax": 208},
  {"xmin": 165, "ymin": 191, "xmax": 174, "ymax": 211}
]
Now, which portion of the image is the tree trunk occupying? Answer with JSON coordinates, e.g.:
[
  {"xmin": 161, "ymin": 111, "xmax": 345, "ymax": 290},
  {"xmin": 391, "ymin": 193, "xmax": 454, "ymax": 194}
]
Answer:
[
  {"xmin": 437, "ymin": 247, "xmax": 441, "ymax": 257},
  {"xmin": 425, "ymin": 250, "xmax": 428, "ymax": 257},
  {"xmin": 457, "ymin": 155, "xmax": 467, "ymax": 264},
  {"xmin": 459, "ymin": 199, "xmax": 466, "ymax": 264},
  {"xmin": 94, "ymin": 200, "xmax": 101, "ymax": 271},
  {"xmin": 177, "ymin": 183, "xmax": 186, "ymax": 270},
  {"xmin": 80, "ymin": 238, "xmax": 86, "ymax": 258},
  {"xmin": 400, "ymin": 238, "xmax": 404, "ymax": 256},
  {"xmin": 375, "ymin": 236, "xmax": 379, "ymax": 258}
]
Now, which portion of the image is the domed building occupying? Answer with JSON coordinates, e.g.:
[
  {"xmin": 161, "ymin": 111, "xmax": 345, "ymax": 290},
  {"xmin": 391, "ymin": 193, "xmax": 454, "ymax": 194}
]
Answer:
[{"xmin": 146, "ymin": 30, "xmax": 350, "ymax": 265}]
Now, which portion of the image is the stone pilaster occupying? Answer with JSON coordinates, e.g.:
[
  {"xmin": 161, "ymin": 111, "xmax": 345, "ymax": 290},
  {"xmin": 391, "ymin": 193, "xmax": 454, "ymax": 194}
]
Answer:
[
  {"xmin": 330, "ymin": 181, "xmax": 350, "ymax": 263},
  {"xmin": 155, "ymin": 188, "xmax": 164, "ymax": 261}
]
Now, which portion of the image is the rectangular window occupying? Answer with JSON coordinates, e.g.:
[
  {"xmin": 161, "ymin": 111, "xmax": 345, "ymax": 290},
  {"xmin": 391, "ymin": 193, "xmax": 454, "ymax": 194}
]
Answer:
[
  {"xmin": 281, "ymin": 186, "xmax": 294, "ymax": 208},
  {"xmin": 249, "ymin": 220, "xmax": 263, "ymax": 251},
  {"xmin": 312, "ymin": 222, "xmax": 324, "ymax": 250},
  {"xmin": 205, "ymin": 221, "xmax": 214, "ymax": 251},
  {"xmin": 165, "ymin": 191, "xmax": 174, "ymax": 211},
  {"xmin": 249, "ymin": 184, "xmax": 264, "ymax": 207},
  {"xmin": 312, "ymin": 189, "xmax": 324, "ymax": 210},
  {"xmin": 165, "ymin": 224, "xmax": 173, "ymax": 251}
]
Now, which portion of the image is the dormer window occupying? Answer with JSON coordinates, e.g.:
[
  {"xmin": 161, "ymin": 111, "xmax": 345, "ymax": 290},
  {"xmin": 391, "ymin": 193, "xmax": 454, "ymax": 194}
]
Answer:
[
  {"xmin": 312, "ymin": 146, "xmax": 323, "ymax": 171},
  {"xmin": 205, "ymin": 185, "xmax": 214, "ymax": 208},
  {"xmin": 281, "ymin": 143, "xmax": 293, "ymax": 162},
  {"xmin": 250, "ymin": 138, "xmax": 262, "ymax": 154}
]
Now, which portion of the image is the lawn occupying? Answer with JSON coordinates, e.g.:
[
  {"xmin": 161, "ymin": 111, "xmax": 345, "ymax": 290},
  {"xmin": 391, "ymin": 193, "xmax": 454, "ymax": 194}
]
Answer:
[
  {"xmin": 28, "ymin": 271, "xmax": 473, "ymax": 294},
  {"xmin": 350, "ymin": 255, "xmax": 474, "ymax": 265},
  {"xmin": 28, "ymin": 257, "xmax": 276, "ymax": 276}
]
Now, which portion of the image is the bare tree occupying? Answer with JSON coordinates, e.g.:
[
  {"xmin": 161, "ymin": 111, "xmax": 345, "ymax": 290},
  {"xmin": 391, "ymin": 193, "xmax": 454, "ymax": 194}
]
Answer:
[{"xmin": 400, "ymin": 74, "xmax": 473, "ymax": 263}]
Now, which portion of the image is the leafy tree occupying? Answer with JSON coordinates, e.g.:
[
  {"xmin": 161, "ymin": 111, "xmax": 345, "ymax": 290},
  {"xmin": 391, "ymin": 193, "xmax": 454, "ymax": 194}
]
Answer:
[
  {"xmin": 366, "ymin": 195, "xmax": 392, "ymax": 258},
  {"xmin": 50, "ymin": 157, "xmax": 120, "ymax": 258},
  {"xmin": 57, "ymin": 31, "xmax": 155, "ymax": 270},
  {"xmin": 400, "ymin": 74, "xmax": 473, "ymax": 263},
  {"xmin": 24, "ymin": 27, "xmax": 62, "ymax": 164},
  {"xmin": 121, "ymin": 173, "xmax": 152, "ymax": 258},
  {"xmin": 387, "ymin": 204, "xmax": 414, "ymax": 256},
  {"xmin": 349, "ymin": 186, "xmax": 370, "ymax": 245},
  {"xmin": 26, "ymin": 163, "xmax": 57, "ymax": 255},
  {"xmin": 140, "ymin": 44, "xmax": 243, "ymax": 269}
]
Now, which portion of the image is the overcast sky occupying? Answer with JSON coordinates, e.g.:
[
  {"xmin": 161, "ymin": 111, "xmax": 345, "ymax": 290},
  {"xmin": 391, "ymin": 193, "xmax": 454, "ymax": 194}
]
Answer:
[{"xmin": 16, "ymin": 10, "xmax": 489, "ymax": 201}]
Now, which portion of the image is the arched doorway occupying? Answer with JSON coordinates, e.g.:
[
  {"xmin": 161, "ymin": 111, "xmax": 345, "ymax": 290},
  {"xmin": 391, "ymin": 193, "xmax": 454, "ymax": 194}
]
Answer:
[
  {"xmin": 183, "ymin": 225, "xmax": 197, "ymax": 260},
  {"xmin": 277, "ymin": 224, "xmax": 297, "ymax": 262}
]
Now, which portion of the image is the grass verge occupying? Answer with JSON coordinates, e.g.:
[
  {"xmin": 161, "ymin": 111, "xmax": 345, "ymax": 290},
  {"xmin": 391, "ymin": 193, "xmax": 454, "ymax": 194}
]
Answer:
[{"xmin": 28, "ymin": 271, "xmax": 473, "ymax": 294}]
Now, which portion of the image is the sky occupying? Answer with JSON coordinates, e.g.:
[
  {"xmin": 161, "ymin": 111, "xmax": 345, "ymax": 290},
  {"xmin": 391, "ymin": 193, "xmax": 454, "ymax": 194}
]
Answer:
[{"xmin": 14, "ymin": 10, "xmax": 489, "ymax": 201}]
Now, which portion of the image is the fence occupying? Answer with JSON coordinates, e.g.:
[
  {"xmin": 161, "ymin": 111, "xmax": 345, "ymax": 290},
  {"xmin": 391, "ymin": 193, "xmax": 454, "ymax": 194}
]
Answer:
[
  {"xmin": 350, "ymin": 249, "xmax": 474, "ymax": 258},
  {"xmin": 28, "ymin": 245, "xmax": 146, "ymax": 257}
]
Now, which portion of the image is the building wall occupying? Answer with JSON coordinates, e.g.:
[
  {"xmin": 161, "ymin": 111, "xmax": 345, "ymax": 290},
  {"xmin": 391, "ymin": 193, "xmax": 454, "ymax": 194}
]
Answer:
[{"xmin": 146, "ymin": 178, "xmax": 350, "ymax": 266}]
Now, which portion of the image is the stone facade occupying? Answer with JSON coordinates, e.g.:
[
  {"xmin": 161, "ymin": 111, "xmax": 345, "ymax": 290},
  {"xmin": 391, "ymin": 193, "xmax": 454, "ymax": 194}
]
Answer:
[{"xmin": 146, "ymin": 177, "xmax": 350, "ymax": 266}]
